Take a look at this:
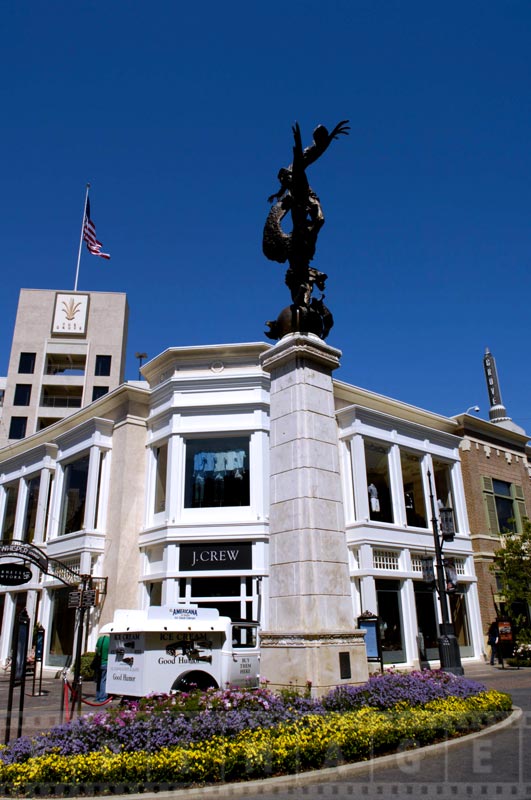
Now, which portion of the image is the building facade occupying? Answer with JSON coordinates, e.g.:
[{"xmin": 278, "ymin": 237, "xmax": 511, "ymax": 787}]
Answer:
[
  {"xmin": 451, "ymin": 350, "xmax": 531, "ymax": 637},
  {"xmin": 0, "ymin": 338, "xmax": 486, "ymax": 673},
  {"xmin": 0, "ymin": 289, "xmax": 128, "ymax": 447},
  {"xmin": 335, "ymin": 382, "xmax": 484, "ymax": 665}
]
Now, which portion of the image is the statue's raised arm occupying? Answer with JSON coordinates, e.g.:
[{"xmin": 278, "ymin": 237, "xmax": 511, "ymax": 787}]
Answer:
[
  {"xmin": 300, "ymin": 120, "xmax": 350, "ymax": 169},
  {"xmin": 262, "ymin": 120, "xmax": 349, "ymax": 341}
]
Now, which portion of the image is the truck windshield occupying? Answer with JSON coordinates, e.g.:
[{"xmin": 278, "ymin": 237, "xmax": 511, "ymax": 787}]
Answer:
[{"xmin": 231, "ymin": 625, "xmax": 258, "ymax": 648}]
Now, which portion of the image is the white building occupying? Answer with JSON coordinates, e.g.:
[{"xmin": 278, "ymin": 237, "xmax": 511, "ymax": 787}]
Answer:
[
  {"xmin": 0, "ymin": 338, "xmax": 484, "ymax": 673},
  {"xmin": 335, "ymin": 382, "xmax": 483, "ymax": 665}
]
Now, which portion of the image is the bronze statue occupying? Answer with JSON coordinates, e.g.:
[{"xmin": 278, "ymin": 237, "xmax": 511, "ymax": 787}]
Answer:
[{"xmin": 263, "ymin": 120, "xmax": 350, "ymax": 340}]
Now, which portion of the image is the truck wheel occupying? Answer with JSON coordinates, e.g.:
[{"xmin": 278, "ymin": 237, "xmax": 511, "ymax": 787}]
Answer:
[{"xmin": 171, "ymin": 671, "xmax": 219, "ymax": 692}]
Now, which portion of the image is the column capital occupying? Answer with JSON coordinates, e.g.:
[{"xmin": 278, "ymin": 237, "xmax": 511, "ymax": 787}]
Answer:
[{"xmin": 260, "ymin": 333, "xmax": 342, "ymax": 375}]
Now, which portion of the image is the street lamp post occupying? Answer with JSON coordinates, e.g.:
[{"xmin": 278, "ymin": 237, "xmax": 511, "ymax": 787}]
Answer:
[
  {"xmin": 135, "ymin": 352, "xmax": 147, "ymax": 381},
  {"xmin": 427, "ymin": 470, "xmax": 464, "ymax": 675}
]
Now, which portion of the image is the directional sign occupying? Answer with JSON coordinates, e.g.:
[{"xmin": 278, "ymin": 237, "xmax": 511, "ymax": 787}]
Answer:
[
  {"xmin": 0, "ymin": 563, "xmax": 32, "ymax": 586},
  {"xmin": 69, "ymin": 589, "xmax": 97, "ymax": 608},
  {"xmin": 82, "ymin": 589, "xmax": 97, "ymax": 608},
  {"xmin": 68, "ymin": 591, "xmax": 82, "ymax": 609}
]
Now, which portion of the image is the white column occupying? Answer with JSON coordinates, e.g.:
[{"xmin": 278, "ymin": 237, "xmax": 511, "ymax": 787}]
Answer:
[
  {"xmin": 0, "ymin": 593, "xmax": 15, "ymax": 663},
  {"xmin": 250, "ymin": 430, "xmax": 269, "ymax": 522},
  {"xmin": 360, "ymin": 575, "xmax": 377, "ymax": 615},
  {"xmin": 95, "ymin": 449, "xmax": 112, "ymax": 531},
  {"xmin": 0, "ymin": 486, "xmax": 7, "ymax": 537},
  {"xmin": 49, "ymin": 464, "xmax": 65, "ymax": 540},
  {"xmin": 350, "ymin": 434, "xmax": 369, "ymax": 521},
  {"xmin": 13, "ymin": 478, "xmax": 27, "ymax": 541},
  {"xmin": 259, "ymin": 334, "xmax": 368, "ymax": 695},
  {"xmin": 83, "ymin": 445, "xmax": 101, "ymax": 531},
  {"xmin": 339, "ymin": 438, "xmax": 354, "ymax": 525},
  {"xmin": 167, "ymin": 435, "xmax": 184, "ymax": 524},
  {"xmin": 389, "ymin": 444, "xmax": 407, "ymax": 527},
  {"xmin": 34, "ymin": 468, "xmax": 53, "ymax": 545},
  {"xmin": 450, "ymin": 460, "xmax": 469, "ymax": 535},
  {"xmin": 400, "ymin": 575, "xmax": 418, "ymax": 665}
]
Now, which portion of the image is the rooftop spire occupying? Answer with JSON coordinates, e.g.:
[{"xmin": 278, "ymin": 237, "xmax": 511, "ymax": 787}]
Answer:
[{"xmin": 483, "ymin": 347, "xmax": 512, "ymax": 425}]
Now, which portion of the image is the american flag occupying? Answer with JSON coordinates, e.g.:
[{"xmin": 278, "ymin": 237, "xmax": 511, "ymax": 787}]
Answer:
[{"xmin": 83, "ymin": 198, "xmax": 111, "ymax": 260}]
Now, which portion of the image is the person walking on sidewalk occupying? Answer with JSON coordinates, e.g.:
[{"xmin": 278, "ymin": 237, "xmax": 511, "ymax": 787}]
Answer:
[
  {"xmin": 95, "ymin": 633, "xmax": 110, "ymax": 702},
  {"xmin": 487, "ymin": 620, "xmax": 503, "ymax": 666}
]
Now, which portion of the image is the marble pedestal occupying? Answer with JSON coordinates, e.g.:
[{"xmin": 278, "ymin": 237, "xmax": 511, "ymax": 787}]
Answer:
[{"xmin": 259, "ymin": 334, "xmax": 368, "ymax": 696}]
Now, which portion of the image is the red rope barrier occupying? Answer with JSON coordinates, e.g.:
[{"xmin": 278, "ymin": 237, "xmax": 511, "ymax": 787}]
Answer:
[{"xmin": 82, "ymin": 696, "xmax": 113, "ymax": 707}]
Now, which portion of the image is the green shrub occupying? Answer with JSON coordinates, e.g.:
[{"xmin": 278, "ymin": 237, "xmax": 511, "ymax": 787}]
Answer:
[{"xmin": 79, "ymin": 652, "xmax": 96, "ymax": 681}]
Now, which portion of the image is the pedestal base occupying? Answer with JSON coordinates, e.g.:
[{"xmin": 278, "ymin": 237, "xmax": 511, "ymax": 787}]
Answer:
[{"xmin": 259, "ymin": 630, "xmax": 368, "ymax": 697}]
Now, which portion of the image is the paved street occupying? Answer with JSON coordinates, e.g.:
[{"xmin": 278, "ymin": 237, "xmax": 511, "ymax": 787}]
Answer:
[{"xmin": 0, "ymin": 661, "xmax": 530, "ymax": 799}]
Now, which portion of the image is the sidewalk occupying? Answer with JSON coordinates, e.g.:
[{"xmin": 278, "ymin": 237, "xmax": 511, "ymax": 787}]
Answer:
[{"xmin": 0, "ymin": 669, "xmax": 113, "ymax": 743}]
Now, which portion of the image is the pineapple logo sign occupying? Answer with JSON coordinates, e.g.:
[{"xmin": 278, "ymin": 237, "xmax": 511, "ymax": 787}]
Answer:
[
  {"xmin": 61, "ymin": 298, "xmax": 82, "ymax": 320},
  {"xmin": 52, "ymin": 293, "xmax": 89, "ymax": 336}
]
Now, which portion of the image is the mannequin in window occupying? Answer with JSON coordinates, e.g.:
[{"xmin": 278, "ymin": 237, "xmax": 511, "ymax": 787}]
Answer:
[
  {"xmin": 193, "ymin": 451, "xmax": 207, "ymax": 506},
  {"xmin": 193, "ymin": 473, "xmax": 205, "ymax": 504},
  {"xmin": 368, "ymin": 483, "xmax": 380, "ymax": 513}
]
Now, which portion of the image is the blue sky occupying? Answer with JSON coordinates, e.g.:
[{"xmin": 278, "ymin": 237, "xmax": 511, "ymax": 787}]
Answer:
[{"xmin": 2, "ymin": 2, "xmax": 531, "ymax": 427}]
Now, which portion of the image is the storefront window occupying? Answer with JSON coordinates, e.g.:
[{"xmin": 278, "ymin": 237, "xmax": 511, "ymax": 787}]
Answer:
[
  {"xmin": 180, "ymin": 575, "xmax": 256, "ymax": 621},
  {"xmin": 47, "ymin": 587, "xmax": 75, "ymax": 667},
  {"xmin": 400, "ymin": 452, "xmax": 427, "ymax": 528},
  {"xmin": 184, "ymin": 437, "xmax": 250, "ymax": 508},
  {"xmin": 433, "ymin": 460, "xmax": 456, "ymax": 528},
  {"xmin": 1, "ymin": 482, "xmax": 19, "ymax": 543},
  {"xmin": 414, "ymin": 582, "xmax": 439, "ymax": 659},
  {"xmin": 153, "ymin": 443, "xmax": 168, "ymax": 514},
  {"xmin": 191, "ymin": 577, "xmax": 241, "ymax": 597},
  {"xmin": 450, "ymin": 591, "xmax": 473, "ymax": 656},
  {"xmin": 22, "ymin": 475, "xmax": 40, "ymax": 543},
  {"xmin": 365, "ymin": 442, "xmax": 394, "ymax": 523},
  {"xmin": 375, "ymin": 579, "xmax": 405, "ymax": 663},
  {"xmin": 148, "ymin": 582, "xmax": 162, "ymax": 606},
  {"xmin": 59, "ymin": 454, "xmax": 90, "ymax": 535}
]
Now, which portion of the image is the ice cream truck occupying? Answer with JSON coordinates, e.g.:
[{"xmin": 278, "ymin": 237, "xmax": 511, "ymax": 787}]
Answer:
[{"xmin": 99, "ymin": 605, "xmax": 260, "ymax": 696}]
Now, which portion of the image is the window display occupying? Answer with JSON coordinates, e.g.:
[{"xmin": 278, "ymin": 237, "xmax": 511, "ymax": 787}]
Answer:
[
  {"xmin": 400, "ymin": 451, "xmax": 427, "ymax": 528},
  {"xmin": 59, "ymin": 454, "xmax": 90, "ymax": 535},
  {"xmin": 433, "ymin": 459, "xmax": 457, "ymax": 532},
  {"xmin": 185, "ymin": 437, "xmax": 250, "ymax": 508},
  {"xmin": 375, "ymin": 579, "xmax": 405, "ymax": 663},
  {"xmin": 153, "ymin": 443, "xmax": 168, "ymax": 514},
  {"xmin": 364, "ymin": 442, "xmax": 394, "ymax": 523}
]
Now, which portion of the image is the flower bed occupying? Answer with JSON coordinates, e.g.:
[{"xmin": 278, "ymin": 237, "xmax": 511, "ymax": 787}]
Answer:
[{"xmin": 0, "ymin": 671, "xmax": 512, "ymax": 796}]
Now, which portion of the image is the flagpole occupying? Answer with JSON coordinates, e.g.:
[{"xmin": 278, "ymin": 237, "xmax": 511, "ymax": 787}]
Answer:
[{"xmin": 74, "ymin": 183, "xmax": 90, "ymax": 292}]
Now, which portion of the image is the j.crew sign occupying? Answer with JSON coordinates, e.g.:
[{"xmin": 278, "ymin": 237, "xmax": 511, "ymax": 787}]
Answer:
[{"xmin": 180, "ymin": 543, "xmax": 252, "ymax": 571}]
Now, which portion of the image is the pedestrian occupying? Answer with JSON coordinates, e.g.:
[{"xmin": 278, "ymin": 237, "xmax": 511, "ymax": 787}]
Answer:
[
  {"xmin": 95, "ymin": 633, "xmax": 110, "ymax": 702},
  {"xmin": 487, "ymin": 620, "xmax": 502, "ymax": 666}
]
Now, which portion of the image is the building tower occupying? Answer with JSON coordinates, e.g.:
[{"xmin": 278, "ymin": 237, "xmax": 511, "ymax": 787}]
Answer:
[
  {"xmin": 0, "ymin": 289, "xmax": 128, "ymax": 448},
  {"xmin": 483, "ymin": 347, "xmax": 525, "ymax": 435}
]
